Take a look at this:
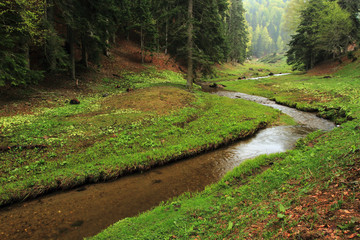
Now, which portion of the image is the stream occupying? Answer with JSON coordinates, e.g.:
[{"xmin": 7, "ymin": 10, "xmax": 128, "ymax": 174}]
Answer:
[{"xmin": 0, "ymin": 89, "xmax": 335, "ymax": 240}]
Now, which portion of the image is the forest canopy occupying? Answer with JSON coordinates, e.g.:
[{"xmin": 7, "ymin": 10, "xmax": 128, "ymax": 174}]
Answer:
[
  {"xmin": 1, "ymin": 0, "xmax": 359, "ymax": 86},
  {"xmin": 0, "ymin": 0, "xmax": 248, "ymax": 87}
]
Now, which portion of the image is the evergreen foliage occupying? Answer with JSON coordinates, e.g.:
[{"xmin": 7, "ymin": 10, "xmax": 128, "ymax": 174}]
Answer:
[
  {"xmin": 337, "ymin": 0, "xmax": 360, "ymax": 40},
  {"xmin": 243, "ymin": 0, "xmax": 290, "ymax": 57},
  {"xmin": 287, "ymin": 0, "xmax": 356, "ymax": 70},
  {"xmin": 226, "ymin": 0, "xmax": 248, "ymax": 63},
  {"xmin": 163, "ymin": 0, "xmax": 234, "ymax": 76},
  {"xmin": 283, "ymin": 0, "xmax": 308, "ymax": 35},
  {"xmin": 0, "ymin": 0, "xmax": 249, "ymax": 86},
  {"xmin": 0, "ymin": 0, "xmax": 45, "ymax": 86}
]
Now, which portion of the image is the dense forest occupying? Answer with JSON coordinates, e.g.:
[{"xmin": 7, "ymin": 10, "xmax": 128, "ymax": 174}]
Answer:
[
  {"xmin": 243, "ymin": 0, "xmax": 289, "ymax": 57},
  {"xmin": 0, "ymin": 0, "xmax": 248, "ymax": 87},
  {"xmin": 0, "ymin": 0, "xmax": 359, "ymax": 84}
]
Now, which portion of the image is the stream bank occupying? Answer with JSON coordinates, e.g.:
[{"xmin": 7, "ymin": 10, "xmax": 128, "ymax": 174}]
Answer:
[{"xmin": 0, "ymin": 89, "xmax": 334, "ymax": 240}]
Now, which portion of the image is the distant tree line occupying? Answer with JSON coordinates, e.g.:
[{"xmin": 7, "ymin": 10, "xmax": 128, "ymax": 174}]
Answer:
[
  {"xmin": 286, "ymin": 0, "xmax": 360, "ymax": 70},
  {"xmin": 0, "ymin": 0, "xmax": 248, "ymax": 88},
  {"xmin": 243, "ymin": 0, "xmax": 290, "ymax": 58}
]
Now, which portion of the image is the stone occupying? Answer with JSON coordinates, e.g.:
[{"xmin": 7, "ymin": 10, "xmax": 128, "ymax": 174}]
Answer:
[
  {"xmin": 70, "ymin": 98, "xmax": 80, "ymax": 104},
  {"xmin": 126, "ymin": 88, "xmax": 134, "ymax": 92}
]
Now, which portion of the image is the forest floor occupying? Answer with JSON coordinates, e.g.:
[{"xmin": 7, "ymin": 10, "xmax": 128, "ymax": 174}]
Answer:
[
  {"xmin": 0, "ymin": 39, "xmax": 180, "ymax": 117},
  {"xmin": 91, "ymin": 52, "xmax": 360, "ymax": 239}
]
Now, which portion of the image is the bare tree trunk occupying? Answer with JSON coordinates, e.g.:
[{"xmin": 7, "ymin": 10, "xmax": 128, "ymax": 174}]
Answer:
[
  {"xmin": 141, "ymin": 26, "xmax": 145, "ymax": 64},
  {"xmin": 112, "ymin": 33, "xmax": 116, "ymax": 44},
  {"xmin": 126, "ymin": 24, "xmax": 130, "ymax": 41},
  {"xmin": 157, "ymin": 25, "xmax": 160, "ymax": 53},
  {"xmin": 47, "ymin": 0, "xmax": 56, "ymax": 72},
  {"xmin": 81, "ymin": 35, "xmax": 88, "ymax": 68},
  {"xmin": 67, "ymin": 25, "xmax": 77, "ymax": 86},
  {"xmin": 165, "ymin": 19, "xmax": 168, "ymax": 55},
  {"xmin": 25, "ymin": 44, "xmax": 30, "ymax": 69},
  {"xmin": 187, "ymin": 0, "xmax": 194, "ymax": 90}
]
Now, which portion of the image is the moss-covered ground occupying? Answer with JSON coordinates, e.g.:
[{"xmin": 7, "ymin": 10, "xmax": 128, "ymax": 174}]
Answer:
[{"xmin": 92, "ymin": 53, "xmax": 360, "ymax": 239}]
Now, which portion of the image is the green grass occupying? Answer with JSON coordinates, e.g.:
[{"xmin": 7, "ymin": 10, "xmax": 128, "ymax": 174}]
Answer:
[
  {"xmin": 91, "ymin": 54, "xmax": 360, "ymax": 239},
  {"xmin": 0, "ymin": 70, "xmax": 285, "ymax": 206},
  {"xmin": 91, "ymin": 121, "xmax": 360, "ymax": 239},
  {"xmin": 219, "ymin": 57, "xmax": 360, "ymax": 124},
  {"xmin": 93, "ymin": 67, "xmax": 188, "ymax": 93},
  {"xmin": 202, "ymin": 57, "xmax": 293, "ymax": 82}
]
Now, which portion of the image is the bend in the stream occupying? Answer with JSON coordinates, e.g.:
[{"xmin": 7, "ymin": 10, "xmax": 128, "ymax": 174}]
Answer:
[{"xmin": 0, "ymin": 89, "xmax": 335, "ymax": 240}]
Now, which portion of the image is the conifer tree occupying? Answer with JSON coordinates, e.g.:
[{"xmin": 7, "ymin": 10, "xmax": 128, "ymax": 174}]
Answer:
[
  {"xmin": 287, "ymin": 0, "xmax": 353, "ymax": 70},
  {"xmin": 0, "ymin": 0, "xmax": 45, "ymax": 86},
  {"xmin": 226, "ymin": 0, "xmax": 248, "ymax": 63},
  {"xmin": 132, "ymin": 0, "xmax": 157, "ymax": 63},
  {"xmin": 338, "ymin": 0, "xmax": 360, "ymax": 41},
  {"xmin": 287, "ymin": 0, "xmax": 326, "ymax": 70}
]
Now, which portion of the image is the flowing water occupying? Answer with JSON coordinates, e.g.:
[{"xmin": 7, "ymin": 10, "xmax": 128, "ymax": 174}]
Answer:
[
  {"xmin": 0, "ymin": 89, "xmax": 335, "ymax": 240},
  {"xmin": 246, "ymin": 73, "xmax": 291, "ymax": 80}
]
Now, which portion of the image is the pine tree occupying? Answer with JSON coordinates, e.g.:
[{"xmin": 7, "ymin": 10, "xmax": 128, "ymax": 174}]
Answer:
[
  {"xmin": 56, "ymin": 0, "xmax": 121, "ymax": 84},
  {"xmin": 165, "ymin": 0, "xmax": 230, "ymax": 82},
  {"xmin": 283, "ymin": 0, "xmax": 307, "ymax": 34},
  {"xmin": 132, "ymin": 0, "xmax": 157, "ymax": 64},
  {"xmin": 338, "ymin": 0, "xmax": 360, "ymax": 41},
  {"xmin": 0, "ymin": 0, "xmax": 45, "ymax": 86},
  {"xmin": 286, "ymin": 0, "xmax": 353, "ymax": 70},
  {"xmin": 315, "ymin": 1, "xmax": 353, "ymax": 58},
  {"xmin": 244, "ymin": 0, "xmax": 289, "ymax": 57},
  {"xmin": 226, "ymin": 0, "xmax": 248, "ymax": 63},
  {"xmin": 287, "ymin": 0, "xmax": 325, "ymax": 70}
]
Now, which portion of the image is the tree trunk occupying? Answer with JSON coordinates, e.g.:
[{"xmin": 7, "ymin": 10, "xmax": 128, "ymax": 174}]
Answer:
[
  {"xmin": 187, "ymin": 0, "xmax": 194, "ymax": 90},
  {"xmin": 165, "ymin": 19, "xmax": 168, "ymax": 55},
  {"xmin": 81, "ymin": 35, "xmax": 88, "ymax": 68},
  {"xmin": 67, "ymin": 25, "xmax": 77, "ymax": 86},
  {"xmin": 45, "ymin": 0, "xmax": 57, "ymax": 72},
  {"xmin": 47, "ymin": 0, "xmax": 56, "ymax": 72},
  {"xmin": 126, "ymin": 24, "xmax": 130, "ymax": 41},
  {"xmin": 141, "ymin": 26, "xmax": 145, "ymax": 64},
  {"xmin": 25, "ymin": 44, "xmax": 30, "ymax": 69}
]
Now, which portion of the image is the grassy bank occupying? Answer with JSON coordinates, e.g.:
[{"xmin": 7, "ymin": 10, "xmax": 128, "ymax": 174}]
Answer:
[
  {"xmin": 0, "ymin": 69, "xmax": 285, "ymax": 206},
  {"xmin": 92, "ymin": 55, "xmax": 360, "ymax": 239},
  {"xmin": 203, "ymin": 56, "xmax": 292, "ymax": 82},
  {"xmin": 219, "ymin": 57, "xmax": 360, "ymax": 124},
  {"xmin": 92, "ymin": 122, "xmax": 360, "ymax": 239}
]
